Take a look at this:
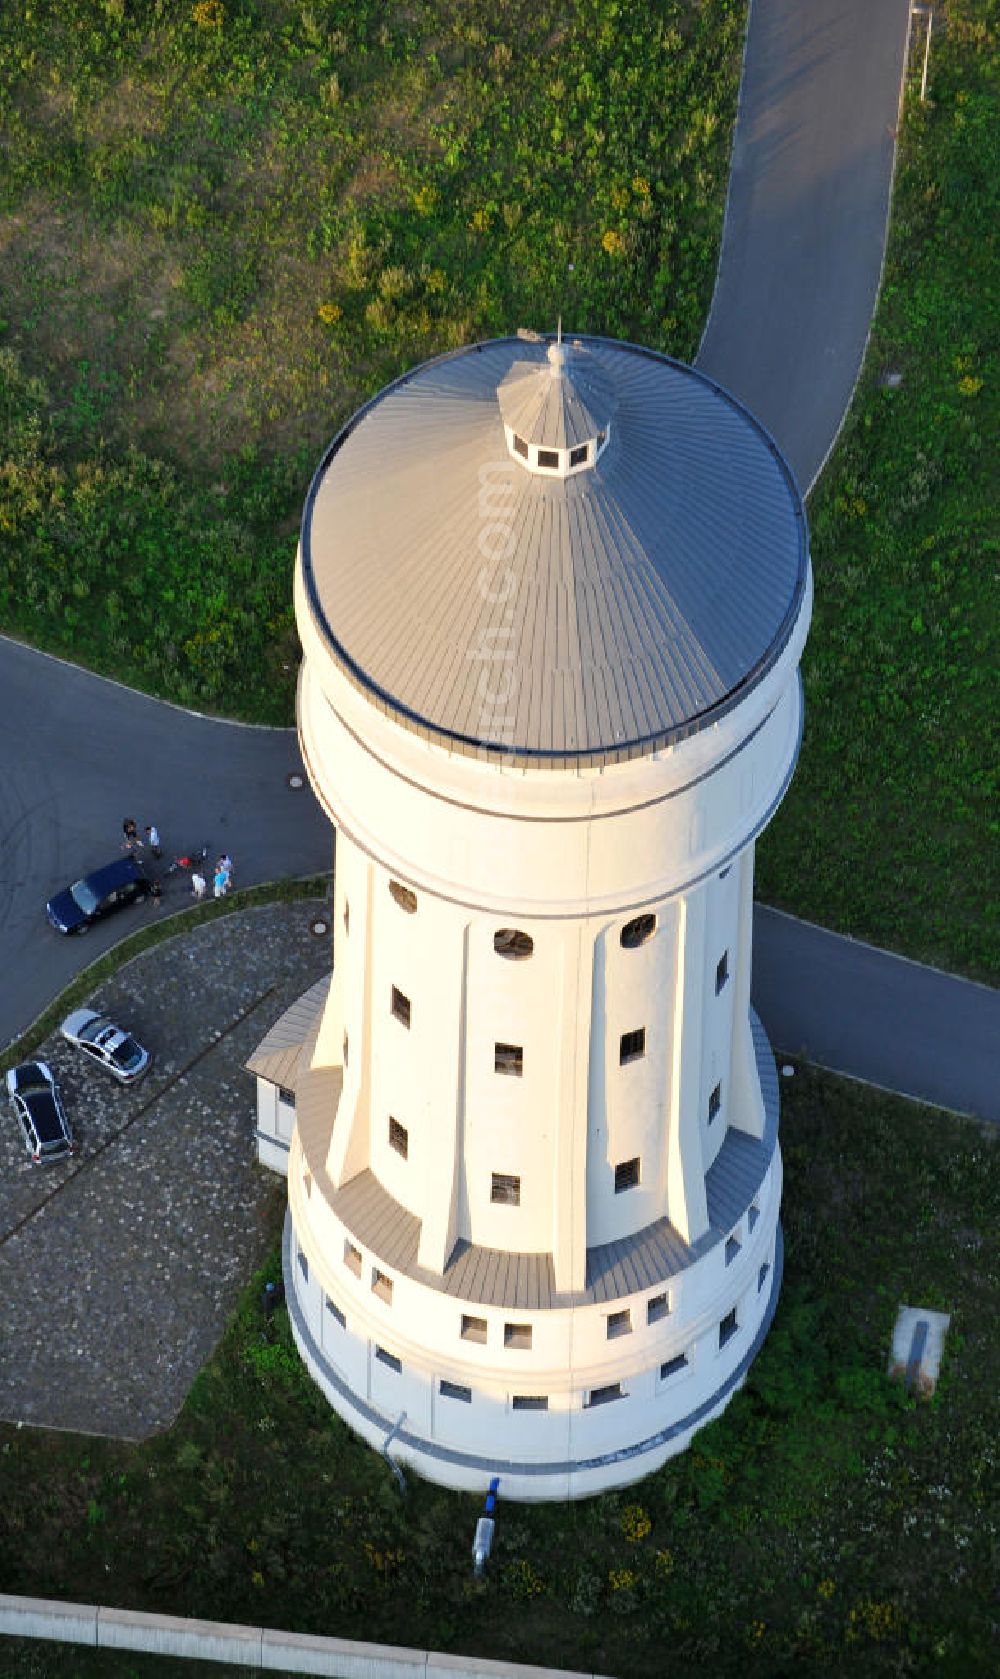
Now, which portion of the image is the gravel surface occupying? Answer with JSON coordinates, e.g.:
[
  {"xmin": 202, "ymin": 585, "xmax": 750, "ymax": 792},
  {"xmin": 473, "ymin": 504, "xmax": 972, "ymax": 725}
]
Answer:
[{"xmin": 0, "ymin": 900, "xmax": 330, "ymax": 1439}]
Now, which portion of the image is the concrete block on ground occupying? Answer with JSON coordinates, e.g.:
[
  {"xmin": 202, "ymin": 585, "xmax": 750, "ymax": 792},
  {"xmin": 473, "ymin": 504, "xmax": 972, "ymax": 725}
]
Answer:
[
  {"xmin": 888, "ymin": 1305, "xmax": 951, "ymax": 1396},
  {"xmin": 99, "ymin": 1605, "xmax": 262, "ymax": 1666},
  {"xmin": 0, "ymin": 1594, "xmax": 98, "ymax": 1646},
  {"xmin": 261, "ymin": 1628, "xmax": 426, "ymax": 1677}
]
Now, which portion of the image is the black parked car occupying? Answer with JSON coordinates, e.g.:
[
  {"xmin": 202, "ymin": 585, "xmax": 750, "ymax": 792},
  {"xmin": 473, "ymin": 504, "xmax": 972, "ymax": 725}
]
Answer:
[
  {"xmin": 6, "ymin": 1061, "xmax": 76, "ymax": 1163},
  {"xmin": 46, "ymin": 855, "xmax": 151, "ymax": 934}
]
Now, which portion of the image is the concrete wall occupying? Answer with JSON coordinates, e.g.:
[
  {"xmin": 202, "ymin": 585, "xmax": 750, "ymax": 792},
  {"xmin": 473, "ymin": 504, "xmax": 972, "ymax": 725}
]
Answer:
[{"xmin": 0, "ymin": 1592, "xmax": 608, "ymax": 1677}]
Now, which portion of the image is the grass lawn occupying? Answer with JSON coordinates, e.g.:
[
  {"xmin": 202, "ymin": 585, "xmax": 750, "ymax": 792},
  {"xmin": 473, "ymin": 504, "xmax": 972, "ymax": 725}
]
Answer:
[
  {"xmin": 0, "ymin": 0, "xmax": 742, "ymax": 721},
  {"xmin": 0, "ymin": 1066, "xmax": 996, "ymax": 1676},
  {"xmin": 755, "ymin": 3, "xmax": 999, "ymax": 983}
]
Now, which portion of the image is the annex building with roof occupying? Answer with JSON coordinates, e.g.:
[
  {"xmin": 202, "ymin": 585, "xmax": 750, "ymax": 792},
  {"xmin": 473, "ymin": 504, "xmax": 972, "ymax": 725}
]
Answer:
[{"xmin": 248, "ymin": 330, "xmax": 812, "ymax": 1499}]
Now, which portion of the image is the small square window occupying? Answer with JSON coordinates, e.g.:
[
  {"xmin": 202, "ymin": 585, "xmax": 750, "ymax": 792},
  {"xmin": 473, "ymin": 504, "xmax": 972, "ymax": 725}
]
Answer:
[
  {"xmin": 708, "ymin": 1083, "xmax": 722, "ymax": 1124},
  {"xmin": 278, "ymin": 1085, "xmax": 295, "ymax": 1108},
  {"xmin": 375, "ymin": 1345, "xmax": 401, "ymax": 1373},
  {"xmin": 758, "ymin": 1261, "xmax": 771, "ymax": 1294},
  {"xmin": 495, "ymin": 1042, "xmax": 524, "ymax": 1077},
  {"xmin": 716, "ymin": 950, "xmax": 729, "ymax": 994},
  {"xmin": 512, "ymin": 1394, "xmax": 548, "ymax": 1412},
  {"xmin": 748, "ymin": 1201, "xmax": 760, "ymax": 1234},
  {"xmin": 389, "ymin": 1116, "xmax": 408, "ymax": 1159},
  {"xmin": 440, "ymin": 1379, "xmax": 471, "ymax": 1403},
  {"xmin": 586, "ymin": 1382, "xmax": 623, "ymax": 1408},
  {"xmin": 607, "ymin": 1309, "xmax": 632, "ymax": 1341},
  {"xmin": 569, "ymin": 443, "xmax": 589, "ymax": 467},
  {"xmin": 719, "ymin": 1308, "xmax": 738, "ymax": 1348},
  {"xmin": 620, "ymin": 1027, "xmax": 646, "ymax": 1065},
  {"xmin": 372, "ymin": 1268, "xmax": 393, "ymax": 1305},
  {"xmin": 344, "ymin": 1241, "xmax": 362, "ymax": 1278},
  {"xmin": 647, "ymin": 1293, "xmax": 669, "ymax": 1326},
  {"xmin": 725, "ymin": 1235, "xmax": 740, "ymax": 1267},
  {"xmin": 491, "ymin": 1173, "xmax": 521, "ymax": 1206},
  {"xmin": 504, "ymin": 1322, "xmax": 532, "ymax": 1350},
  {"xmin": 614, "ymin": 1156, "xmax": 640, "ymax": 1194},
  {"xmin": 391, "ymin": 986, "xmax": 411, "ymax": 1028},
  {"xmin": 660, "ymin": 1353, "xmax": 688, "ymax": 1380},
  {"xmin": 326, "ymin": 1297, "xmax": 346, "ymax": 1330},
  {"xmin": 536, "ymin": 447, "xmax": 559, "ymax": 469},
  {"xmin": 297, "ymin": 1249, "xmax": 309, "ymax": 1283},
  {"xmin": 461, "ymin": 1314, "xmax": 487, "ymax": 1344}
]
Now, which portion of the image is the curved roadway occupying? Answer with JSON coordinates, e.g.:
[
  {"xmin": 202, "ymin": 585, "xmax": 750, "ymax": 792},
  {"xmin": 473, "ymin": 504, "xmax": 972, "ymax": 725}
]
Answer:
[
  {"xmin": 699, "ymin": 0, "xmax": 912, "ymax": 493},
  {"xmin": 0, "ymin": 637, "xmax": 329, "ymax": 1048},
  {"xmin": 1, "ymin": 0, "xmax": 997, "ymax": 1119}
]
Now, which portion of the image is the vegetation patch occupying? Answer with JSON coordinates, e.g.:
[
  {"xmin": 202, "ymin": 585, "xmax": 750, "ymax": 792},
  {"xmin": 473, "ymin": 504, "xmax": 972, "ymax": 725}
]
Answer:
[
  {"xmin": 0, "ymin": 1068, "xmax": 996, "ymax": 1676},
  {"xmin": 756, "ymin": 2, "xmax": 999, "ymax": 981},
  {"xmin": 0, "ymin": 0, "xmax": 743, "ymax": 720}
]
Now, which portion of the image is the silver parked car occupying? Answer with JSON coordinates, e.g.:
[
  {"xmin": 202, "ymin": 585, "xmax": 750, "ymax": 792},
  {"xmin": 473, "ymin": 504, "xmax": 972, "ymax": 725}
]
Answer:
[{"xmin": 60, "ymin": 1009, "xmax": 151, "ymax": 1084}]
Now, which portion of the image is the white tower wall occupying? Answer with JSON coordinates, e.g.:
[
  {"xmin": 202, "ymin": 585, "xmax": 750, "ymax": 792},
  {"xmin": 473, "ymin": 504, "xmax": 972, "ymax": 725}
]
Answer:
[
  {"xmin": 275, "ymin": 560, "xmax": 808, "ymax": 1496},
  {"xmin": 252, "ymin": 333, "xmax": 812, "ymax": 1499}
]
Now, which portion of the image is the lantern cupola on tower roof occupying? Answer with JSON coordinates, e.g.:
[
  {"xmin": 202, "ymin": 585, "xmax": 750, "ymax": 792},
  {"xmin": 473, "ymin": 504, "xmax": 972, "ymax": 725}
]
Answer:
[{"xmin": 498, "ymin": 330, "xmax": 615, "ymax": 477}]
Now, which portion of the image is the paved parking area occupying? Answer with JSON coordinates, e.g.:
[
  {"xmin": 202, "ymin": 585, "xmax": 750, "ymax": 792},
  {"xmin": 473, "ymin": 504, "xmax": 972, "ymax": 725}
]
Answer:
[{"xmin": 0, "ymin": 899, "xmax": 330, "ymax": 1439}]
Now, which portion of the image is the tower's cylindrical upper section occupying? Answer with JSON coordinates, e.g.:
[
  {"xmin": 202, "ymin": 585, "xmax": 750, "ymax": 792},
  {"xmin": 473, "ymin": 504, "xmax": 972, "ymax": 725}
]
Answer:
[{"xmin": 299, "ymin": 334, "xmax": 809, "ymax": 772}]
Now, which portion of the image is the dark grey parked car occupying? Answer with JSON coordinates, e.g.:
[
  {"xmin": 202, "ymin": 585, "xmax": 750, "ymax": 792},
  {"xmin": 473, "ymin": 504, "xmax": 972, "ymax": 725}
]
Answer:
[{"xmin": 5, "ymin": 1061, "xmax": 76, "ymax": 1163}]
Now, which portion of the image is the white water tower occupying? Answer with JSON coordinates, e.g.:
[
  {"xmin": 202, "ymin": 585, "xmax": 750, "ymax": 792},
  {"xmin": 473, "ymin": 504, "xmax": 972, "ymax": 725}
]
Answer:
[{"xmin": 249, "ymin": 331, "xmax": 811, "ymax": 1498}]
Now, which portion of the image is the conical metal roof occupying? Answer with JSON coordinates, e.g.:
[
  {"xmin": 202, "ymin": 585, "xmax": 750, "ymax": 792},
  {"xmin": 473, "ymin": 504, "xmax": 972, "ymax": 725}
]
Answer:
[{"xmin": 300, "ymin": 335, "xmax": 809, "ymax": 769}]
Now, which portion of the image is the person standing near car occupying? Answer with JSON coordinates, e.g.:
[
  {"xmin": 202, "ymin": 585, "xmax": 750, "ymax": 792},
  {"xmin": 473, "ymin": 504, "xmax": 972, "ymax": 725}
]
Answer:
[
  {"xmin": 145, "ymin": 823, "xmax": 163, "ymax": 859},
  {"xmin": 191, "ymin": 870, "xmax": 207, "ymax": 900},
  {"xmin": 122, "ymin": 817, "xmax": 140, "ymax": 850}
]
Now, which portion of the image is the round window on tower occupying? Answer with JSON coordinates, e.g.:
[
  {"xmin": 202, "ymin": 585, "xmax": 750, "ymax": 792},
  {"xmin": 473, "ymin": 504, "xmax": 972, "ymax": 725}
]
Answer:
[
  {"xmin": 494, "ymin": 928, "xmax": 534, "ymax": 960},
  {"xmin": 389, "ymin": 880, "xmax": 418, "ymax": 914},
  {"xmin": 621, "ymin": 913, "xmax": 656, "ymax": 949}
]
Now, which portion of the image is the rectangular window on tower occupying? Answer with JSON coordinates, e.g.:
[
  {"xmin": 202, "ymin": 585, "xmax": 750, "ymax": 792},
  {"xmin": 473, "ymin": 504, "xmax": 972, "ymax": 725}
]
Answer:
[
  {"xmin": 716, "ymin": 950, "xmax": 729, "ymax": 994},
  {"xmin": 494, "ymin": 1042, "xmax": 524, "ymax": 1077},
  {"xmin": 606, "ymin": 1309, "xmax": 632, "ymax": 1340},
  {"xmin": 708, "ymin": 1082, "xmax": 722, "ymax": 1124},
  {"xmin": 491, "ymin": 1172, "xmax": 521, "ymax": 1206},
  {"xmin": 614, "ymin": 1156, "xmax": 640, "ymax": 1193},
  {"xmin": 388, "ymin": 1116, "xmax": 409, "ymax": 1159},
  {"xmin": 391, "ymin": 986, "xmax": 411, "ymax": 1028},
  {"xmin": 620, "ymin": 1027, "xmax": 646, "ymax": 1065}
]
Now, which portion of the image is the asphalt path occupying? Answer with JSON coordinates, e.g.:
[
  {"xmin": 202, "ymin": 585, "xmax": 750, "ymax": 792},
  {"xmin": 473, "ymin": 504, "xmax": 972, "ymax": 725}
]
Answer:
[
  {"xmin": 698, "ymin": 0, "xmax": 913, "ymax": 492},
  {"xmin": 753, "ymin": 908, "xmax": 1000, "ymax": 1123},
  {"xmin": 0, "ymin": 636, "xmax": 330, "ymax": 1049}
]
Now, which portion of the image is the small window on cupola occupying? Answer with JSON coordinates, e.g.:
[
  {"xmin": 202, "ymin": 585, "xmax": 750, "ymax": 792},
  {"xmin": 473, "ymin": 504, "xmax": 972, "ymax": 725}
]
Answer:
[
  {"xmin": 569, "ymin": 443, "xmax": 589, "ymax": 467},
  {"xmin": 513, "ymin": 434, "xmax": 529, "ymax": 459},
  {"xmin": 536, "ymin": 448, "xmax": 559, "ymax": 469}
]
